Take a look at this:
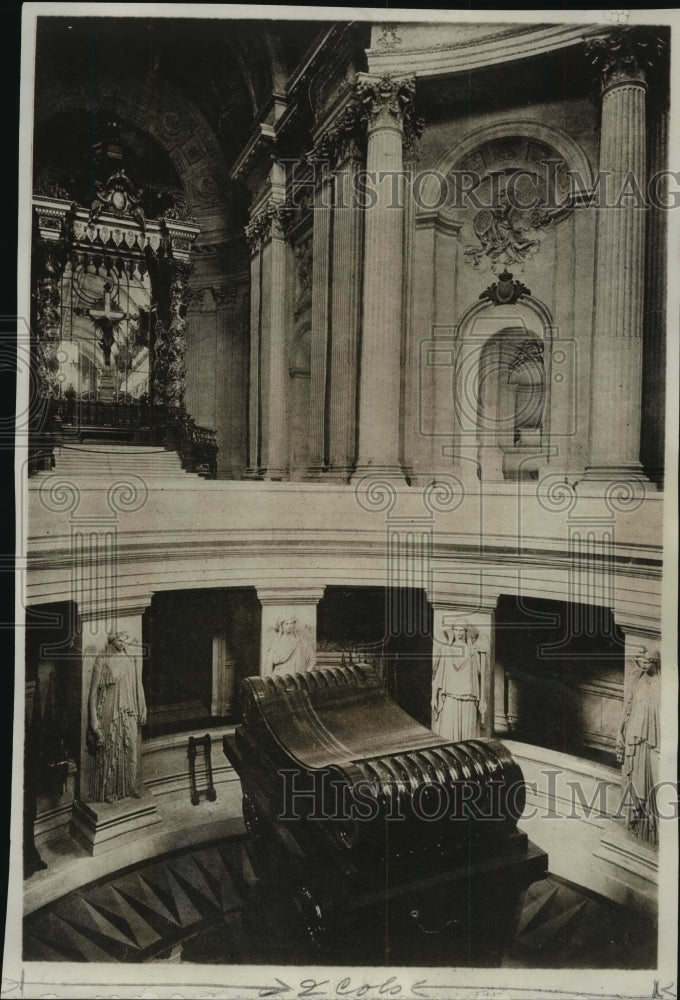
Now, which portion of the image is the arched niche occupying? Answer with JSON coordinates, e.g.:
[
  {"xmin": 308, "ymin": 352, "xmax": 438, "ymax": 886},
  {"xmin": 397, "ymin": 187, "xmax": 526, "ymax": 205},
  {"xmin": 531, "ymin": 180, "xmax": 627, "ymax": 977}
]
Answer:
[
  {"xmin": 33, "ymin": 75, "xmax": 234, "ymax": 244},
  {"xmin": 454, "ymin": 297, "xmax": 554, "ymax": 482}
]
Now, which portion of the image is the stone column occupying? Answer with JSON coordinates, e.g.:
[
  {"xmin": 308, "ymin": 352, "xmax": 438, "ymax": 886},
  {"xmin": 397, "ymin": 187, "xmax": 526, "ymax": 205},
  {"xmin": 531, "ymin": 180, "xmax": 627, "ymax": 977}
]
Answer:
[
  {"xmin": 247, "ymin": 244, "xmax": 263, "ymax": 476},
  {"xmin": 71, "ymin": 599, "xmax": 160, "ymax": 856},
  {"xmin": 265, "ymin": 211, "xmax": 293, "ymax": 480},
  {"xmin": 256, "ymin": 586, "xmax": 325, "ymax": 676},
  {"xmin": 246, "ymin": 199, "xmax": 294, "ymax": 480},
  {"xmin": 430, "ymin": 602, "xmax": 495, "ymax": 740},
  {"xmin": 641, "ymin": 101, "xmax": 668, "ymax": 484},
  {"xmin": 354, "ymin": 75, "xmax": 415, "ymax": 479},
  {"xmin": 306, "ymin": 166, "xmax": 333, "ymax": 477},
  {"xmin": 328, "ymin": 143, "xmax": 364, "ymax": 481},
  {"xmin": 156, "ymin": 261, "xmax": 191, "ymax": 410},
  {"xmin": 214, "ymin": 285, "xmax": 246, "ymax": 480},
  {"xmin": 584, "ymin": 30, "xmax": 663, "ymax": 480}
]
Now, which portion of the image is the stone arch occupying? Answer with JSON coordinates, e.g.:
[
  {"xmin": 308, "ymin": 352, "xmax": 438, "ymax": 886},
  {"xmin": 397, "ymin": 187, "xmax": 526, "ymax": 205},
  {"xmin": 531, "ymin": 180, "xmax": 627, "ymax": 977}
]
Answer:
[
  {"xmin": 416, "ymin": 118, "xmax": 594, "ymax": 217},
  {"xmin": 33, "ymin": 75, "xmax": 233, "ymax": 245},
  {"xmin": 453, "ymin": 296, "xmax": 555, "ymax": 482}
]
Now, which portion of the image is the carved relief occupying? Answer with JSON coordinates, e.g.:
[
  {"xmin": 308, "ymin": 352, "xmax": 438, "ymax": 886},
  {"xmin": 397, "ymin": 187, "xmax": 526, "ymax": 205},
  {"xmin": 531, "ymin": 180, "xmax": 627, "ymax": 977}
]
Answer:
[
  {"xmin": 375, "ymin": 25, "xmax": 403, "ymax": 49},
  {"xmin": 479, "ymin": 270, "xmax": 531, "ymax": 306},
  {"xmin": 155, "ymin": 261, "xmax": 191, "ymax": 408},
  {"xmin": 89, "ymin": 168, "xmax": 146, "ymax": 230},
  {"xmin": 32, "ymin": 245, "xmax": 66, "ymax": 398},
  {"xmin": 294, "ymin": 237, "xmax": 313, "ymax": 316}
]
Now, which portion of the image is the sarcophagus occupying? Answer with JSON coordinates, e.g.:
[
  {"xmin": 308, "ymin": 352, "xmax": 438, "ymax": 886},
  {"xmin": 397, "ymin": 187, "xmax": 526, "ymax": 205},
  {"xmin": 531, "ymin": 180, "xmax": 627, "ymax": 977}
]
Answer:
[{"xmin": 224, "ymin": 663, "xmax": 548, "ymax": 964}]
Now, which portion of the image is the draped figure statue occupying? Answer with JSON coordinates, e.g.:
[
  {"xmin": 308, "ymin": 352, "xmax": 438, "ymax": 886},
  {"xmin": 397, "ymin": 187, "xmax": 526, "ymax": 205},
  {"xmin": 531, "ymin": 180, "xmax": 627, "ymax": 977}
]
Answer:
[
  {"xmin": 616, "ymin": 647, "xmax": 661, "ymax": 845},
  {"xmin": 88, "ymin": 632, "xmax": 146, "ymax": 803},
  {"xmin": 431, "ymin": 623, "xmax": 488, "ymax": 743}
]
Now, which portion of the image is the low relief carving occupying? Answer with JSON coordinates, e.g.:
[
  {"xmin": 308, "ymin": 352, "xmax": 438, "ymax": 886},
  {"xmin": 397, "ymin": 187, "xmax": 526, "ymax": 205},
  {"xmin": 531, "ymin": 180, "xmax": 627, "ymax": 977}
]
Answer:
[
  {"xmin": 263, "ymin": 617, "xmax": 316, "ymax": 676},
  {"xmin": 375, "ymin": 24, "xmax": 403, "ymax": 49},
  {"xmin": 295, "ymin": 237, "xmax": 313, "ymax": 315}
]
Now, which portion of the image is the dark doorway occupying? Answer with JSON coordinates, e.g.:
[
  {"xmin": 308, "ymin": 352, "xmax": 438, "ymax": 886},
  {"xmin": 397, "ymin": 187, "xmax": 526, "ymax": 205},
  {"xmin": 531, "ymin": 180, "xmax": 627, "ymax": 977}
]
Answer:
[
  {"xmin": 494, "ymin": 594, "xmax": 625, "ymax": 764},
  {"xmin": 142, "ymin": 588, "xmax": 260, "ymax": 735},
  {"xmin": 317, "ymin": 586, "xmax": 433, "ymax": 728}
]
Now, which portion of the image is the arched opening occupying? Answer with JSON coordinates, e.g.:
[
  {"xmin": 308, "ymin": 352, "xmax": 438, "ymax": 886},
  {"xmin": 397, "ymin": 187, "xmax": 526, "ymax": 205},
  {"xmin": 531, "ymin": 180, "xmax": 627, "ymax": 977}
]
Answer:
[
  {"xmin": 454, "ymin": 297, "xmax": 553, "ymax": 482},
  {"xmin": 476, "ymin": 327, "xmax": 545, "ymax": 480}
]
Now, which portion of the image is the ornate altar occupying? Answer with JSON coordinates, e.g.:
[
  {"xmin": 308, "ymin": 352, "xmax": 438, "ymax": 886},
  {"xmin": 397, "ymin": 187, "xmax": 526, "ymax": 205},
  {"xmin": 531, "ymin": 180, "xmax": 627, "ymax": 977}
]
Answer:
[
  {"xmin": 224, "ymin": 664, "xmax": 548, "ymax": 965},
  {"xmin": 30, "ymin": 162, "xmax": 218, "ymax": 477}
]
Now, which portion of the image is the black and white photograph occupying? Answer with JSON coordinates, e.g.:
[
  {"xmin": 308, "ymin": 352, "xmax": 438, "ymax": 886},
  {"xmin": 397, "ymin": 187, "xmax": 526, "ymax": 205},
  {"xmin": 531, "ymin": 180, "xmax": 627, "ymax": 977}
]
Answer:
[{"xmin": 4, "ymin": 5, "xmax": 678, "ymax": 998}]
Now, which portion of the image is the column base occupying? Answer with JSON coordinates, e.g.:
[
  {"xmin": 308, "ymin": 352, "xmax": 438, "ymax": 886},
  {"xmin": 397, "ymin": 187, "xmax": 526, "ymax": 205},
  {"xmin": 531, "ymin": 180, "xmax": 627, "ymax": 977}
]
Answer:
[
  {"xmin": 70, "ymin": 787, "xmax": 161, "ymax": 857},
  {"xmin": 262, "ymin": 468, "xmax": 289, "ymax": 482},
  {"xmin": 303, "ymin": 464, "xmax": 327, "ymax": 480},
  {"xmin": 352, "ymin": 463, "xmax": 408, "ymax": 483},
  {"xmin": 582, "ymin": 463, "xmax": 648, "ymax": 483},
  {"xmin": 244, "ymin": 467, "xmax": 265, "ymax": 481},
  {"xmin": 326, "ymin": 464, "xmax": 355, "ymax": 484}
]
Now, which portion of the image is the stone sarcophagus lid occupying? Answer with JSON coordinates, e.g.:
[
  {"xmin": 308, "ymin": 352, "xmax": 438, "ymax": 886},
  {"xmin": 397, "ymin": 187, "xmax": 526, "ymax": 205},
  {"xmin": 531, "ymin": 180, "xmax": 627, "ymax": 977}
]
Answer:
[{"xmin": 224, "ymin": 664, "xmax": 548, "ymax": 964}]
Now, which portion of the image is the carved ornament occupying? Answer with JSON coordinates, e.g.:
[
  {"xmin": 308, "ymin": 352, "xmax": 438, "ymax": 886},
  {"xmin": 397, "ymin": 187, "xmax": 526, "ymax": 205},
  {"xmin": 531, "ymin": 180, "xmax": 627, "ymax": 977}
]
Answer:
[{"xmin": 479, "ymin": 270, "xmax": 531, "ymax": 307}]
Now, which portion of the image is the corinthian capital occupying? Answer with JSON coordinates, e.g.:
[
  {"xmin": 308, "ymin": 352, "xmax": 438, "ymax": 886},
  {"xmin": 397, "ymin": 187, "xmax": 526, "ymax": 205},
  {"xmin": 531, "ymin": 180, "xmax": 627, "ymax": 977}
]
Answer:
[
  {"xmin": 244, "ymin": 201, "xmax": 293, "ymax": 253},
  {"xmin": 585, "ymin": 26, "xmax": 667, "ymax": 91},
  {"xmin": 356, "ymin": 73, "xmax": 413, "ymax": 125},
  {"xmin": 355, "ymin": 73, "xmax": 423, "ymax": 156}
]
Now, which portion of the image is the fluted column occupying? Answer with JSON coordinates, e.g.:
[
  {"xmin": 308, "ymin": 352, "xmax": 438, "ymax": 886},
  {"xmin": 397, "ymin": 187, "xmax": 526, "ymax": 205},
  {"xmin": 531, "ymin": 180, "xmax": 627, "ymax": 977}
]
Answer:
[
  {"xmin": 585, "ymin": 30, "xmax": 663, "ymax": 480},
  {"xmin": 265, "ymin": 212, "xmax": 292, "ymax": 480},
  {"xmin": 641, "ymin": 103, "xmax": 668, "ymax": 483},
  {"xmin": 306, "ymin": 167, "xmax": 332, "ymax": 477},
  {"xmin": 354, "ymin": 75, "xmax": 415, "ymax": 479},
  {"xmin": 245, "ymin": 199, "xmax": 293, "ymax": 480},
  {"xmin": 328, "ymin": 145, "xmax": 364, "ymax": 480},
  {"xmin": 214, "ymin": 286, "xmax": 245, "ymax": 479},
  {"xmin": 247, "ymin": 247, "xmax": 263, "ymax": 476}
]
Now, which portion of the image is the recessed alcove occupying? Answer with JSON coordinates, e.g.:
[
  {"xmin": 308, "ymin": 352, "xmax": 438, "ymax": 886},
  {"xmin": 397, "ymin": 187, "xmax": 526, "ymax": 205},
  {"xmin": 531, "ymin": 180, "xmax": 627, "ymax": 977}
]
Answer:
[
  {"xmin": 142, "ymin": 588, "xmax": 260, "ymax": 736},
  {"xmin": 316, "ymin": 585, "xmax": 433, "ymax": 727},
  {"xmin": 493, "ymin": 594, "xmax": 625, "ymax": 765}
]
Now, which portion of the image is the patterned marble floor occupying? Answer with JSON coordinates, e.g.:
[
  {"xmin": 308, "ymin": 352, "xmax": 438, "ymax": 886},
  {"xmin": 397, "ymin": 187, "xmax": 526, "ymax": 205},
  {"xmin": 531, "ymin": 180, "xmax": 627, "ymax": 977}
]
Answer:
[{"xmin": 23, "ymin": 836, "xmax": 657, "ymax": 968}]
